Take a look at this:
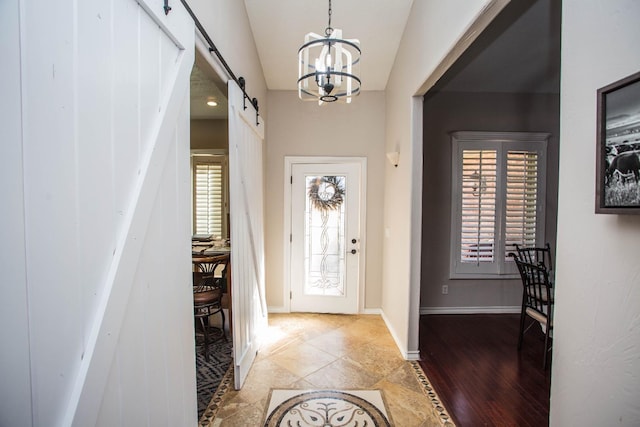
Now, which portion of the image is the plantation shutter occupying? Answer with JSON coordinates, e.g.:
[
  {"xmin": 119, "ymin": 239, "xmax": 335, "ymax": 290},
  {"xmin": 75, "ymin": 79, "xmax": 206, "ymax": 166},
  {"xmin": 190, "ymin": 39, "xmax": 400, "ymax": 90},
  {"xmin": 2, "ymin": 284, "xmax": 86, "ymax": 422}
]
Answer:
[
  {"xmin": 505, "ymin": 150, "xmax": 539, "ymax": 257},
  {"xmin": 460, "ymin": 149, "xmax": 497, "ymax": 264},
  {"xmin": 193, "ymin": 157, "xmax": 224, "ymax": 238},
  {"xmin": 450, "ymin": 131, "xmax": 548, "ymax": 278}
]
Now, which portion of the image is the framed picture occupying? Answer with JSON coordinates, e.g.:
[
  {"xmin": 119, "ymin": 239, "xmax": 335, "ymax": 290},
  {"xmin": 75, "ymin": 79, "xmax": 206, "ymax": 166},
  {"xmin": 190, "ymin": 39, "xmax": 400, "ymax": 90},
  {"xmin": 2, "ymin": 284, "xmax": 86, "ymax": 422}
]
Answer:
[{"xmin": 595, "ymin": 71, "xmax": 640, "ymax": 214}]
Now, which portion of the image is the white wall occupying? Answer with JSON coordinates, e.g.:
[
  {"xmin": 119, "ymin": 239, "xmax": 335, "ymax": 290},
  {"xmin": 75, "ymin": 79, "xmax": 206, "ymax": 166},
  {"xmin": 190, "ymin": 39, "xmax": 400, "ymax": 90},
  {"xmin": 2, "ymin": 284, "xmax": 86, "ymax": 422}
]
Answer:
[
  {"xmin": 265, "ymin": 91, "xmax": 386, "ymax": 311},
  {"xmin": 0, "ymin": 0, "xmax": 197, "ymax": 425},
  {"xmin": 382, "ymin": 0, "xmax": 503, "ymax": 357},
  {"xmin": 551, "ymin": 1, "xmax": 640, "ymax": 425}
]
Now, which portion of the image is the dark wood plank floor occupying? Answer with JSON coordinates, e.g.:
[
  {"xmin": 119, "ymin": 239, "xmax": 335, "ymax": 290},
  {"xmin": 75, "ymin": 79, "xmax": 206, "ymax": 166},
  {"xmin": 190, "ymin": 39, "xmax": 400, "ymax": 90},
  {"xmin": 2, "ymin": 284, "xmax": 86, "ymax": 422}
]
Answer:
[{"xmin": 418, "ymin": 314, "xmax": 551, "ymax": 427}]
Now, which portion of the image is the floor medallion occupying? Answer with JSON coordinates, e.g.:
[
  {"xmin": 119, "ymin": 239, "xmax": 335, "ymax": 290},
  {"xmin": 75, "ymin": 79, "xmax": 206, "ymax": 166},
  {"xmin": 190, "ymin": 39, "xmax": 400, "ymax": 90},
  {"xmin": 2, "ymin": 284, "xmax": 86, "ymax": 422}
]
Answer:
[{"xmin": 264, "ymin": 389, "xmax": 391, "ymax": 427}]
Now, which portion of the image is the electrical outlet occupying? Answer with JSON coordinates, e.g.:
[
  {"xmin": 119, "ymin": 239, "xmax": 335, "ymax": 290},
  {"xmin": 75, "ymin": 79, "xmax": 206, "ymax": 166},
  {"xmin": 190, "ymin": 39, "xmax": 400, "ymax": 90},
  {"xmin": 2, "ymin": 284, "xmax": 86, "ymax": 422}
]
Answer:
[{"xmin": 442, "ymin": 285, "xmax": 449, "ymax": 295}]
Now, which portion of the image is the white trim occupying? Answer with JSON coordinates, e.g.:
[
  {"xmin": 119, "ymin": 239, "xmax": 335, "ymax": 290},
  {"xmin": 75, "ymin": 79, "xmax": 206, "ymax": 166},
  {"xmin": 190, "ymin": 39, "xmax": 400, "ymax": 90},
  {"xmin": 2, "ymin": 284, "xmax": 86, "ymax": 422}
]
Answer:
[
  {"xmin": 267, "ymin": 306, "xmax": 288, "ymax": 313},
  {"xmin": 416, "ymin": 0, "xmax": 510, "ymax": 95},
  {"xmin": 267, "ymin": 306, "xmax": 381, "ymax": 315},
  {"xmin": 420, "ymin": 306, "xmax": 521, "ymax": 315},
  {"xmin": 195, "ymin": 36, "xmax": 231, "ymax": 84},
  {"xmin": 405, "ymin": 351, "xmax": 421, "ymax": 361},
  {"xmin": 381, "ymin": 310, "xmax": 411, "ymax": 360},
  {"xmin": 408, "ymin": 96, "xmax": 424, "ymax": 357},
  {"xmin": 190, "ymin": 148, "xmax": 228, "ymax": 156},
  {"xmin": 283, "ymin": 156, "xmax": 368, "ymax": 314}
]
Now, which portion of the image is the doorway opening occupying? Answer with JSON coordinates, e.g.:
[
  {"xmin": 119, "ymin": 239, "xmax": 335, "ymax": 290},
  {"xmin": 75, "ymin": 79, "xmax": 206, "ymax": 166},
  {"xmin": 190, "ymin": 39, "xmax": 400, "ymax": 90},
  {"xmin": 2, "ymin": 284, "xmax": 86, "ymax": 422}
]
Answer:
[
  {"xmin": 418, "ymin": 0, "xmax": 561, "ymax": 425},
  {"xmin": 189, "ymin": 49, "xmax": 232, "ymax": 419}
]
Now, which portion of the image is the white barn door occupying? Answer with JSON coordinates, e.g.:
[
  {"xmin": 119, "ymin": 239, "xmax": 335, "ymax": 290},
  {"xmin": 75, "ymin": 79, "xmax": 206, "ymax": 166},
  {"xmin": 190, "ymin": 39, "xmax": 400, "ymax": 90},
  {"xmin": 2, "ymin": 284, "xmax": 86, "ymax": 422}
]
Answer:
[
  {"xmin": 1, "ymin": 0, "xmax": 197, "ymax": 425},
  {"xmin": 228, "ymin": 81, "xmax": 268, "ymax": 389}
]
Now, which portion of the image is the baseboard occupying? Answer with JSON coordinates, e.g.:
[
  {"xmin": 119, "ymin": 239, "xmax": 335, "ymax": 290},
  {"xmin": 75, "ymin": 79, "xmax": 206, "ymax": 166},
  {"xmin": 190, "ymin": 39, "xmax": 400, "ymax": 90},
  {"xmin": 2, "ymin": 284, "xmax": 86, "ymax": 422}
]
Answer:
[
  {"xmin": 267, "ymin": 306, "xmax": 288, "ymax": 313},
  {"xmin": 420, "ymin": 306, "xmax": 520, "ymax": 315},
  {"xmin": 405, "ymin": 350, "xmax": 421, "ymax": 361},
  {"xmin": 379, "ymin": 310, "xmax": 416, "ymax": 360},
  {"xmin": 267, "ymin": 307, "xmax": 382, "ymax": 314}
]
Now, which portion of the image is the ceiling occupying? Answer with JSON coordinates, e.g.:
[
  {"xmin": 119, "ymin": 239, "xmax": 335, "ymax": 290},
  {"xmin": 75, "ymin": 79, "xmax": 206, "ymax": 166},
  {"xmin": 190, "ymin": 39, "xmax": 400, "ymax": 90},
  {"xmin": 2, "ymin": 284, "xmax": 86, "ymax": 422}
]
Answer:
[
  {"xmin": 434, "ymin": 0, "xmax": 560, "ymax": 94},
  {"xmin": 190, "ymin": 63, "xmax": 228, "ymax": 120},
  {"xmin": 244, "ymin": 0, "xmax": 415, "ymax": 91},
  {"xmin": 189, "ymin": 0, "xmax": 560, "ymax": 119}
]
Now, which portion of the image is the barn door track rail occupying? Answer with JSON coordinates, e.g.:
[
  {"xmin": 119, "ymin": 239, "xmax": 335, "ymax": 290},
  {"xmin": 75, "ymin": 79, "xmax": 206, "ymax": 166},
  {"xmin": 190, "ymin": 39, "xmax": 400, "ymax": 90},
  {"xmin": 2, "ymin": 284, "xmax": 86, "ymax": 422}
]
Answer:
[{"xmin": 169, "ymin": 0, "xmax": 261, "ymax": 125}]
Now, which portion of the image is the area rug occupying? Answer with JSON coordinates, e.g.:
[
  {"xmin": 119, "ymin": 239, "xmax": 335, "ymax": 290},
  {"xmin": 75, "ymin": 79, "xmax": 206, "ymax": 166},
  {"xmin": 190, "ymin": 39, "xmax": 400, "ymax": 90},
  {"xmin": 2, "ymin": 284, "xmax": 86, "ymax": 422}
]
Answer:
[
  {"xmin": 263, "ymin": 389, "xmax": 392, "ymax": 427},
  {"xmin": 196, "ymin": 339, "xmax": 233, "ymax": 418}
]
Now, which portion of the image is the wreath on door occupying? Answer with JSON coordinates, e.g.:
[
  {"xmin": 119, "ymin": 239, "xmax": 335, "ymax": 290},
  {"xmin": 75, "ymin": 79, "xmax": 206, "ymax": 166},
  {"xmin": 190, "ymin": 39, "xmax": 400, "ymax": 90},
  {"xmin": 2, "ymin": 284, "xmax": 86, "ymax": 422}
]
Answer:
[{"xmin": 308, "ymin": 176, "xmax": 345, "ymax": 211}]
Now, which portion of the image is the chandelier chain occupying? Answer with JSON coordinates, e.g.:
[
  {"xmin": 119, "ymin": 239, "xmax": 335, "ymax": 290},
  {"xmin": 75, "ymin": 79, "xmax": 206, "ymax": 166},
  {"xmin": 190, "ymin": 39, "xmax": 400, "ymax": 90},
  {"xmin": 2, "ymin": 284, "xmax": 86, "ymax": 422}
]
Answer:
[{"xmin": 325, "ymin": 0, "xmax": 333, "ymax": 36}]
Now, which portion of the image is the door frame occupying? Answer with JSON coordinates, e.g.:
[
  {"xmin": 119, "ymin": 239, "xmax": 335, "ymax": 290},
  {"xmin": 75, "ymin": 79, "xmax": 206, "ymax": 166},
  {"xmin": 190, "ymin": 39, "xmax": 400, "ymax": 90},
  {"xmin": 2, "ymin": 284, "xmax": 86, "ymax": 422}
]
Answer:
[{"xmin": 283, "ymin": 156, "xmax": 367, "ymax": 313}]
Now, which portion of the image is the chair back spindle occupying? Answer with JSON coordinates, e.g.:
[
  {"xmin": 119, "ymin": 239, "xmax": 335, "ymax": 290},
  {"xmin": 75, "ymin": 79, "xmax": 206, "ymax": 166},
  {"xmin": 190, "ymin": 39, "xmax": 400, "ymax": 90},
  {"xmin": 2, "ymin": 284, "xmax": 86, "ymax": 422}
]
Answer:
[{"xmin": 509, "ymin": 252, "xmax": 554, "ymax": 369}]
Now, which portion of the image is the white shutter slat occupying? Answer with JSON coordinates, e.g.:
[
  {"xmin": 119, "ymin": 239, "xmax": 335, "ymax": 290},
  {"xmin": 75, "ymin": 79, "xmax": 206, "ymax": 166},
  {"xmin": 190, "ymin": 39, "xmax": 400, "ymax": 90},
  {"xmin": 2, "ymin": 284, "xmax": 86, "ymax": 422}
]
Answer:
[
  {"xmin": 505, "ymin": 150, "xmax": 538, "ymax": 253},
  {"xmin": 460, "ymin": 149, "xmax": 497, "ymax": 264},
  {"xmin": 193, "ymin": 156, "xmax": 225, "ymax": 238}
]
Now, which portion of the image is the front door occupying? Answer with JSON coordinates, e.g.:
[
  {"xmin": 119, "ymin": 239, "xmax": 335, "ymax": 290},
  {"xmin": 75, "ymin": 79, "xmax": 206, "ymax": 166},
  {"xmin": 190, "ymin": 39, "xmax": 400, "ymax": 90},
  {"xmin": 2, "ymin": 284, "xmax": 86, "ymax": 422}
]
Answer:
[{"xmin": 289, "ymin": 161, "xmax": 363, "ymax": 314}]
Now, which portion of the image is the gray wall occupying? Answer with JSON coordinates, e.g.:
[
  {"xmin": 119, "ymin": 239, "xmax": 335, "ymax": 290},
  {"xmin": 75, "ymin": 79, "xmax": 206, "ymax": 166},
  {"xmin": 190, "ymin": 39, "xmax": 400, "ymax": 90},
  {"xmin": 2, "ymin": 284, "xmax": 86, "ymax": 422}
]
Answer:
[
  {"xmin": 421, "ymin": 91, "xmax": 559, "ymax": 310},
  {"xmin": 190, "ymin": 119, "xmax": 228, "ymax": 150}
]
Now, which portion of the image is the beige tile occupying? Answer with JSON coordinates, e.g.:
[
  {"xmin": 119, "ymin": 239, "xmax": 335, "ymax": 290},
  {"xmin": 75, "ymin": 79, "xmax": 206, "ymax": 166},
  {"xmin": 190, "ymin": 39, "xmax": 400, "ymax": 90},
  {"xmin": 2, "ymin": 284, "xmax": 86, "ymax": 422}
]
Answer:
[
  {"xmin": 287, "ymin": 377, "xmax": 318, "ymax": 389},
  {"xmin": 214, "ymin": 403, "xmax": 264, "ymax": 427},
  {"xmin": 375, "ymin": 378, "xmax": 441, "ymax": 427},
  {"xmin": 227, "ymin": 358, "xmax": 302, "ymax": 405},
  {"xmin": 207, "ymin": 314, "xmax": 448, "ymax": 427},
  {"xmin": 339, "ymin": 316, "xmax": 392, "ymax": 343},
  {"xmin": 305, "ymin": 328, "xmax": 370, "ymax": 357},
  {"xmin": 303, "ymin": 357, "xmax": 382, "ymax": 389},
  {"xmin": 269, "ymin": 341, "xmax": 338, "ymax": 378},
  {"xmin": 384, "ymin": 362, "xmax": 426, "ymax": 395},
  {"xmin": 344, "ymin": 340, "xmax": 405, "ymax": 377}
]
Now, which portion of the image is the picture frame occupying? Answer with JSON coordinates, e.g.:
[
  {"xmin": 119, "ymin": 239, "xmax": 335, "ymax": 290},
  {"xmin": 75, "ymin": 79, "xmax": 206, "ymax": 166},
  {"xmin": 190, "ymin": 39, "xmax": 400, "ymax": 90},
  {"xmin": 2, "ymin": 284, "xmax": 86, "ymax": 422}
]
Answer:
[{"xmin": 595, "ymin": 71, "xmax": 640, "ymax": 214}]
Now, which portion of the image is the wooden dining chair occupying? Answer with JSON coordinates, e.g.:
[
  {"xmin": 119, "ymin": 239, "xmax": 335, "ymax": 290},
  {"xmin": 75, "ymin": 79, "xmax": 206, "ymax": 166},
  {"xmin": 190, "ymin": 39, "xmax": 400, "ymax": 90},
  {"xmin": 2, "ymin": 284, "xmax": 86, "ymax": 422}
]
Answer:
[
  {"xmin": 192, "ymin": 255, "xmax": 228, "ymax": 361},
  {"xmin": 510, "ymin": 253, "xmax": 554, "ymax": 369}
]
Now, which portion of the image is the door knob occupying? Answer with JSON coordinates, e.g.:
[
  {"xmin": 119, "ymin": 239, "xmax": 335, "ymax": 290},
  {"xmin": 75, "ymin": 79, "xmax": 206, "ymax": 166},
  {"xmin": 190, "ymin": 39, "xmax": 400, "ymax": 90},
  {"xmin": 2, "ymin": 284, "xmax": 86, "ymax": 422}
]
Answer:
[
  {"xmin": 351, "ymin": 239, "xmax": 357, "ymax": 244},
  {"xmin": 351, "ymin": 249, "xmax": 357, "ymax": 254}
]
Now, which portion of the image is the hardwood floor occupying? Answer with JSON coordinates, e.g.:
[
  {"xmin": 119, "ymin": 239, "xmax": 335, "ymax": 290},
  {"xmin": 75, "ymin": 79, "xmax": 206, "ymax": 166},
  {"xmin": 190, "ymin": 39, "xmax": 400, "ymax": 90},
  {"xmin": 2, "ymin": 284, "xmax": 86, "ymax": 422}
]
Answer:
[{"xmin": 418, "ymin": 314, "xmax": 551, "ymax": 427}]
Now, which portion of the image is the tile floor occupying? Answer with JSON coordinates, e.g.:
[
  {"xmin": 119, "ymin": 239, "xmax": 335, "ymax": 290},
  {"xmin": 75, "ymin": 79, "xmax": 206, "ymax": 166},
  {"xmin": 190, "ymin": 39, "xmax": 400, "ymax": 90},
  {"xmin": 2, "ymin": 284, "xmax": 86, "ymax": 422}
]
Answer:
[{"xmin": 205, "ymin": 313, "xmax": 448, "ymax": 426}]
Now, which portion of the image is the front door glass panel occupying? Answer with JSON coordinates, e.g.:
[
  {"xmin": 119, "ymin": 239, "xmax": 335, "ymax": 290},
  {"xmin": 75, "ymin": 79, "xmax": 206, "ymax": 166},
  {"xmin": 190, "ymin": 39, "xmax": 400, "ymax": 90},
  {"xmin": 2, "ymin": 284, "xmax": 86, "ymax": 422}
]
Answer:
[{"xmin": 303, "ymin": 175, "xmax": 346, "ymax": 296}]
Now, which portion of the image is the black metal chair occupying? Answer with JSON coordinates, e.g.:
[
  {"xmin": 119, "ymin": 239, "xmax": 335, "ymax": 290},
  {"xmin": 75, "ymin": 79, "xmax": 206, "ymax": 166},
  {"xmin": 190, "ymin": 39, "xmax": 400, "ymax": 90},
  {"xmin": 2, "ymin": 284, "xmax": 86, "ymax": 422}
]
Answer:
[
  {"xmin": 510, "ymin": 253, "xmax": 554, "ymax": 369},
  {"xmin": 192, "ymin": 255, "xmax": 228, "ymax": 361},
  {"xmin": 514, "ymin": 243, "xmax": 553, "ymax": 275}
]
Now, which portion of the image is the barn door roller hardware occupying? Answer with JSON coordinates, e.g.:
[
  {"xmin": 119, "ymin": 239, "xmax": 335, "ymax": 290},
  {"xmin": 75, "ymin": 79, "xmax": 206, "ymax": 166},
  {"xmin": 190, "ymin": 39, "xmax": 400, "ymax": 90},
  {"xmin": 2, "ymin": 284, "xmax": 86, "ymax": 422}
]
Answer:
[{"xmin": 179, "ymin": 0, "xmax": 260, "ymax": 126}]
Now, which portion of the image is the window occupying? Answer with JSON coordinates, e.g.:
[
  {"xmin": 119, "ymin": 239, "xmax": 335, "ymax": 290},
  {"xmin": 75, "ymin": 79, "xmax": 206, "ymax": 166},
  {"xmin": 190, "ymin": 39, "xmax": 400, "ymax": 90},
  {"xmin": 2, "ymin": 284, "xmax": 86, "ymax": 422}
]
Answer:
[
  {"xmin": 450, "ymin": 131, "xmax": 548, "ymax": 278},
  {"xmin": 192, "ymin": 153, "xmax": 228, "ymax": 238}
]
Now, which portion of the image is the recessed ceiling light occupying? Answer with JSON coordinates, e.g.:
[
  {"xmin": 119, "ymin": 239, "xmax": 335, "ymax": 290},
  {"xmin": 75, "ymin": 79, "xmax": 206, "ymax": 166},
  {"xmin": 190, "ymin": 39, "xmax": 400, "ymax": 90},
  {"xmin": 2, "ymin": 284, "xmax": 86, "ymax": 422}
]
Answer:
[{"xmin": 206, "ymin": 100, "xmax": 218, "ymax": 107}]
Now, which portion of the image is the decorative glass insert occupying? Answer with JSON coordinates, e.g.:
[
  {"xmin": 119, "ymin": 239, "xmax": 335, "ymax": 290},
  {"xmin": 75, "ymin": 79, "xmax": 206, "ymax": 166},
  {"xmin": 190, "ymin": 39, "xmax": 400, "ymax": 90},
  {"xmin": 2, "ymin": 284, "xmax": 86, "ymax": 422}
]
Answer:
[{"xmin": 304, "ymin": 176, "xmax": 346, "ymax": 296}]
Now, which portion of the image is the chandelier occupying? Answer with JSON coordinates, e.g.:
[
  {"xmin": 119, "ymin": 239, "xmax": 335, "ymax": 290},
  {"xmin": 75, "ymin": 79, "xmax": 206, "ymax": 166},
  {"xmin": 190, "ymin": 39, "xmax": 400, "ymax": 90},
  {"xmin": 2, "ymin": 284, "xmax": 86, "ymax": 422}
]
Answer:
[{"xmin": 297, "ymin": 0, "xmax": 361, "ymax": 105}]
